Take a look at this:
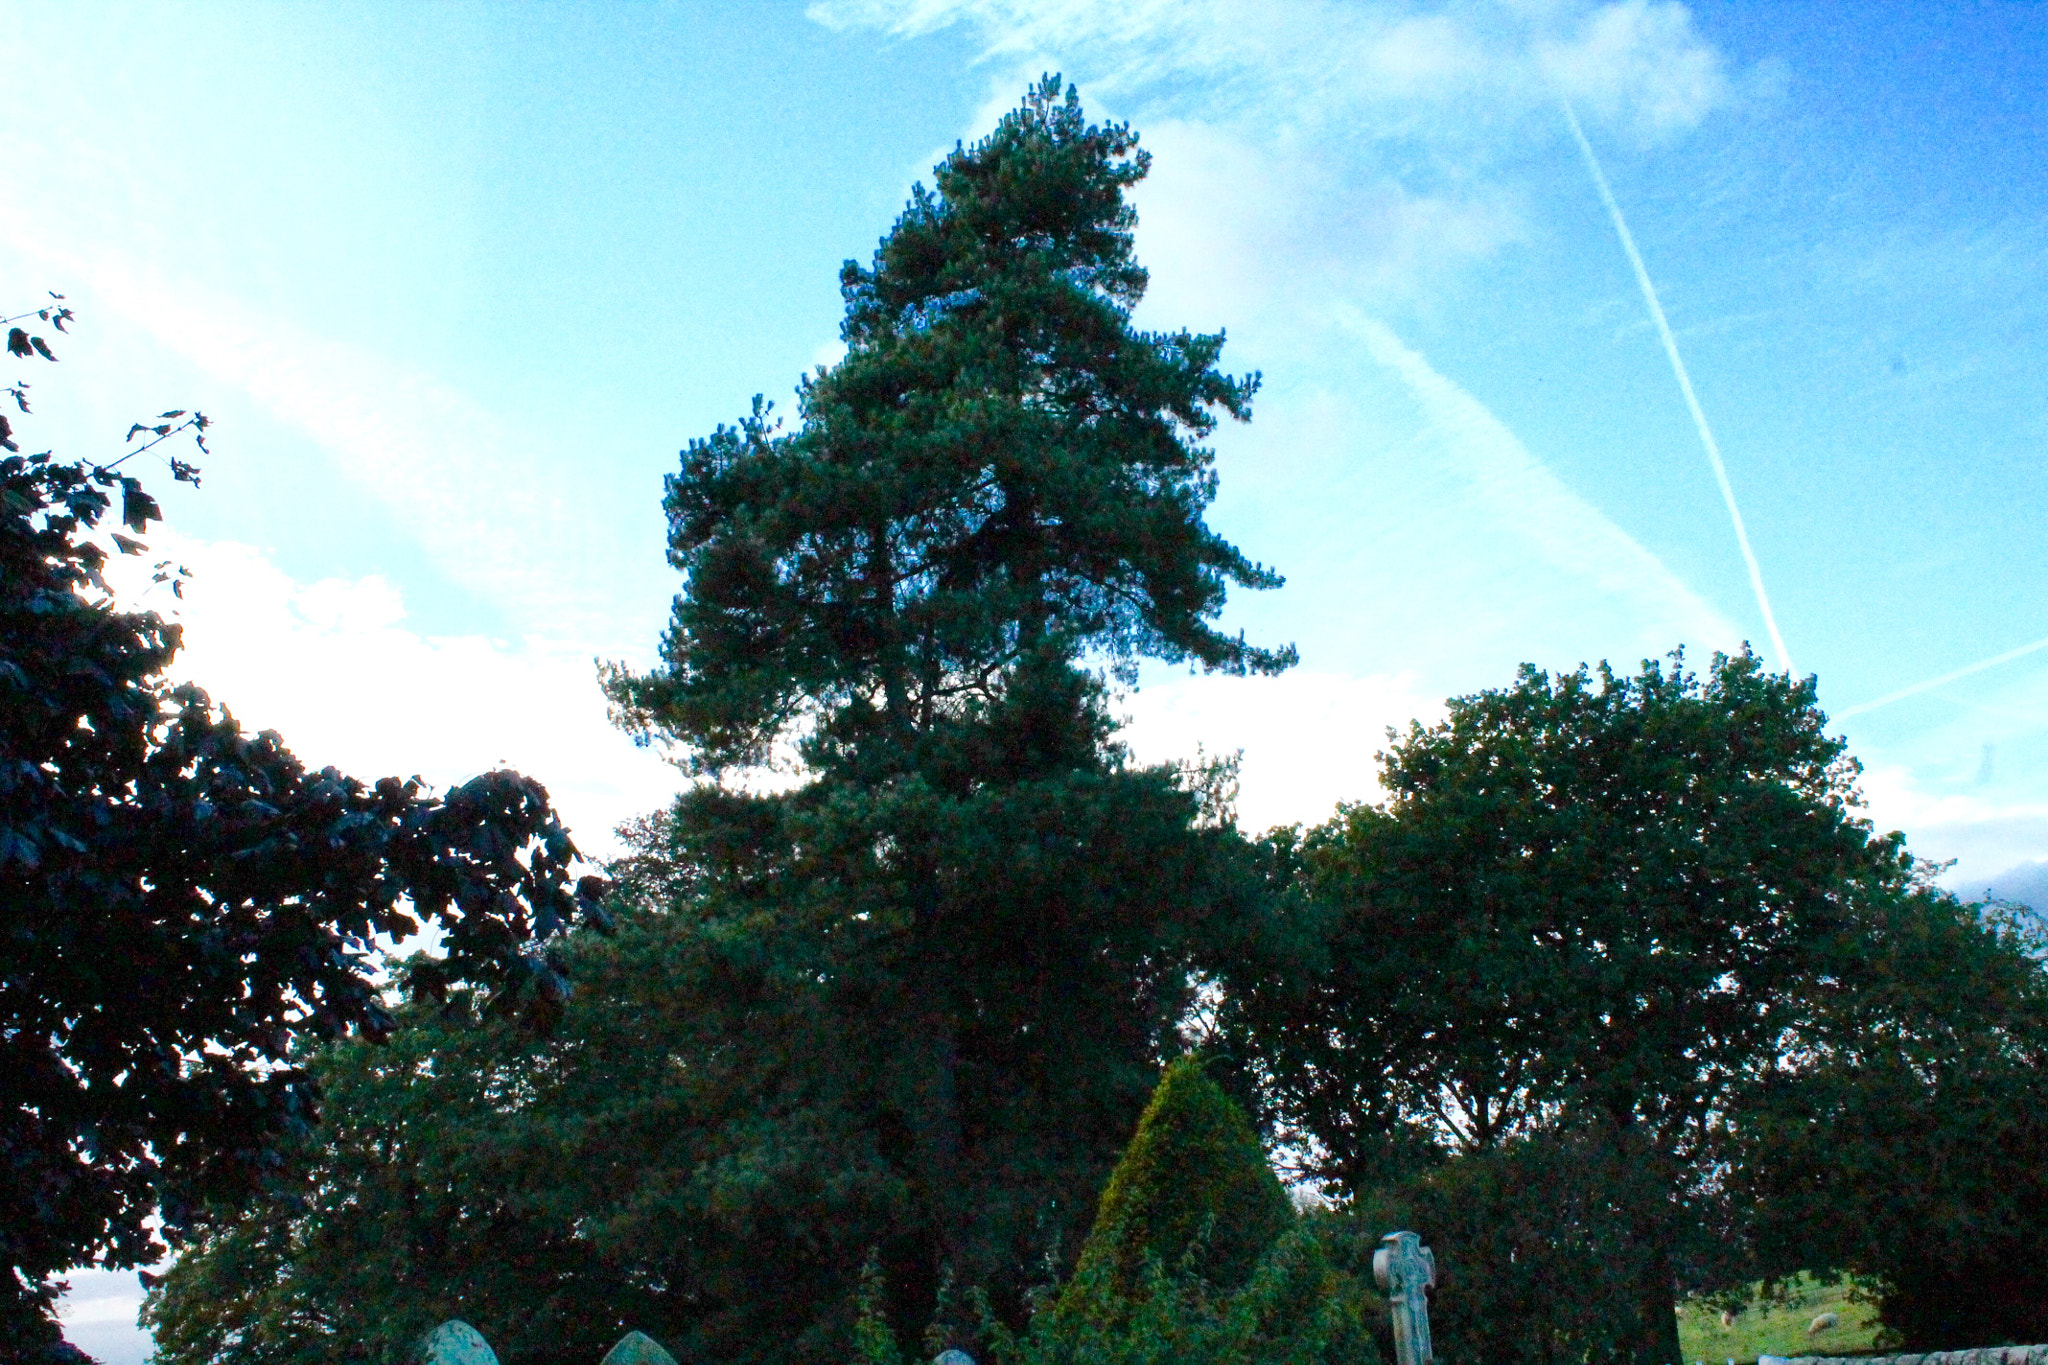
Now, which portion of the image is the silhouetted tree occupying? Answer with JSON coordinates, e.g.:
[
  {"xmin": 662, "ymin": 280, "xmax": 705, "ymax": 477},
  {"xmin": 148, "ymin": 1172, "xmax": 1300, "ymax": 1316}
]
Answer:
[{"xmin": 1, "ymin": 304, "xmax": 605, "ymax": 1359}]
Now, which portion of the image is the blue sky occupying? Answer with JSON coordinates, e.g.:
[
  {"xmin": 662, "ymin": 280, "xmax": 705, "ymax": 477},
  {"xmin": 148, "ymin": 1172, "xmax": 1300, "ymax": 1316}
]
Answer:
[{"xmin": 7, "ymin": 4, "xmax": 2047, "ymax": 1355}]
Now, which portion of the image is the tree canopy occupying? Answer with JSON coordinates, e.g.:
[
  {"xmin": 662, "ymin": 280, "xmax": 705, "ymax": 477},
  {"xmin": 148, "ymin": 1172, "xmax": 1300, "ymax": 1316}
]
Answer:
[
  {"xmin": 1228, "ymin": 650, "xmax": 1926, "ymax": 1365},
  {"xmin": 1727, "ymin": 891, "xmax": 2048, "ymax": 1347},
  {"xmin": 603, "ymin": 75, "xmax": 1290, "ymax": 777},
  {"xmin": 0, "ymin": 308, "xmax": 605, "ymax": 1356}
]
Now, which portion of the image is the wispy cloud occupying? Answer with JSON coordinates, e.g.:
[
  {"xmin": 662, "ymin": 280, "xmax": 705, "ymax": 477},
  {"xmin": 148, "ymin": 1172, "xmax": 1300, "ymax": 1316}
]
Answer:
[
  {"xmin": 1332, "ymin": 306, "xmax": 1735, "ymax": 651},
  {"xmin": 0, "ymin": 225, "xmax": 665, "ymax": 644},
  {"xmin": 813, "ymin": 0, "xmax": 1731, "ymax": 142}
]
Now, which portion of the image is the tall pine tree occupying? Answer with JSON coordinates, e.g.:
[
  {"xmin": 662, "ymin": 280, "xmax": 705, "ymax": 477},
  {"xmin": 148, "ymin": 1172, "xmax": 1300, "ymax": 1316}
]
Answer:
[{"xmin": 602, "ymin": 76, "xmax": 1293, "ymax": 1355}]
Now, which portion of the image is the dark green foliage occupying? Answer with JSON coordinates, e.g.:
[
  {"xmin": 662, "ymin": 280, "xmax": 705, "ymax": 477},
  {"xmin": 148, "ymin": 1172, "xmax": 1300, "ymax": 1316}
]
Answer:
[
  {"xmin": 603, "ymin": 75, "xmax": 1289, "ymax": 777},
  {"xmin": 953, "ymin": 1058, "xmax": 1364, "ymax": 1365},
  {"xmin": 1068, "ymin": 1057, "xmax": 1294, "ymax": 1307},
  {"xmin": 1228, "ymin": 650, "xmax": 1924, "ymax": 1365},
  {"xmin": 840, "ymin": 1065, "xmax": 1367, "ymax": 1365},
  {"xmin": 1727, "ymin": 895, "xmax": 2048, "ymax": 1349},
  {"xmin": 1348, "ymin": 1128, "xmax": 1686, "ymax": 1365},
  {"xmin": 142, "ymin": 784, "xmax": 1266, "ymax": 1365},
  {"xmin": 142, "ymin": 987, "xmax": 666, "ymax": 1365},
  {"xmin": 0, "ymin": 318, "xmax": 604, "ymax": 1353},
  {"xmin": 982, "ymin": 1223, "xmax": 1374, "ymax": 1365}
]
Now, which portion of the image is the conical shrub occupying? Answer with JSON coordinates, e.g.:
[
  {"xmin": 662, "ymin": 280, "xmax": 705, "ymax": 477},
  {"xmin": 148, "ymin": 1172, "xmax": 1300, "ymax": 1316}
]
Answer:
[{"xmin": 1069, "ymin": 1056, "xmax": 1294, "ymax": 1304}]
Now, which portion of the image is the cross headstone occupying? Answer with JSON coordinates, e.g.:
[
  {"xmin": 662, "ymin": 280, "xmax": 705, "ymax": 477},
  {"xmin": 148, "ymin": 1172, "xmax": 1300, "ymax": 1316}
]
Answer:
[
  {"xmin": 419, "ymin": 1320, "xmax": 500, "ymax": 1365},
  {"xmin": 1372, "ymin": 1230, "xmax": 1436, "ymax": 1365},
  {"xmin": 601, "ymin": 1331, "xmax": 680, "ymax": 1365}
]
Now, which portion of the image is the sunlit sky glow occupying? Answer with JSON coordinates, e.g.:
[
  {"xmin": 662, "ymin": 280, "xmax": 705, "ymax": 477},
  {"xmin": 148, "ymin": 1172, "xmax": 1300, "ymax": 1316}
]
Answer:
[{"xmin": 8, "ymin": 5, "xmax": 2048, "ymax": 1355}]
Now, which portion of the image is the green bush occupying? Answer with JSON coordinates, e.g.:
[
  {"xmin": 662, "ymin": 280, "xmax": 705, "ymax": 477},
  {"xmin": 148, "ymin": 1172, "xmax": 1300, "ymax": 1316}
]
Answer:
[
  {"xmin": 1065, "ymin": 1056, "xmax": 1296, "ymax": 1312},
  {"xmin": 847, "ymin": 1219, "xmax": 1376, "ymax": 1365},
  {"xmin": 988, "ymin": 1222, "xmax": 1375, "ymax": 1365},
  {"xmin": 848, "ymin": 1057, "xmax": 1373, "ymax": 1365}
]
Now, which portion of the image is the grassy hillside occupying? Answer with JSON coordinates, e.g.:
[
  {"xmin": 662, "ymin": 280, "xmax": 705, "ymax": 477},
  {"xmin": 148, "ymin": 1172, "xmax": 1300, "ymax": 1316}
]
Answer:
[{"xmin": 1678, "ymin": 1274, "xmax": 1883, "ymax": 1364}]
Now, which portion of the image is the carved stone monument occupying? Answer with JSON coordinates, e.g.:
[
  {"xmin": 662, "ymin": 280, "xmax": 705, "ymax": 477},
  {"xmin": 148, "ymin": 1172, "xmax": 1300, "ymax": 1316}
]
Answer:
[
  {"xmin": 419, "ymin": 1320, "xmax": 501, "ymax": 1365},
  {"xmin": 1372, "ymin": 1230, "xmax": 1436, "ymax": 1365},
  {"xmin": 601, "ymin": 1331, "xmax": 680, "ymax": 1365}
]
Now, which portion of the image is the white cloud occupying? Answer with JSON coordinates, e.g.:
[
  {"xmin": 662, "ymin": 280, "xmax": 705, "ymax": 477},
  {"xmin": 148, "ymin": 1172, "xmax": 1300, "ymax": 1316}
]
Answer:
[
  {"xmin": 55, "ymin": 1269, "xmax": 150, "ymax": 1365},
  {"xmin": 1126, "ymin": 118, "xmax": 1525, "ymax": 326},
  {"xmin": 107, "ymin": 530, "xmax": 678, "ymax": 859},
  {"xmin": 1121, "ymin": 669, "xmax": 1441, "ymax": 832},
  {"xmin": 1858, "ymin": 762, "xmax": 2048, "ymax": 893},
  {"xmin": 1538, "ymin": 0, "xmax": 1728, "ymax": 136}
]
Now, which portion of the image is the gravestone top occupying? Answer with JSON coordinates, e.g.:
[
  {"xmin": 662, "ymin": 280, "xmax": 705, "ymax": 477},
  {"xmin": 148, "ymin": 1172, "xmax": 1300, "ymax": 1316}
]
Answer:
[
  {"xmin": 934, "ymin": 1351, "xmax": 976, "ymax": 1365},
  {"xmin": 419, "ymin": 1320, "xmax": 500, "ymax": 1365},
  {"xmin": 602, "ymin": 1331, "xmax": 681, "ymax": 1365},
  {"xmin": 1372, "ymin": 1230, "xmax": 1436, "ymax": 1365}
]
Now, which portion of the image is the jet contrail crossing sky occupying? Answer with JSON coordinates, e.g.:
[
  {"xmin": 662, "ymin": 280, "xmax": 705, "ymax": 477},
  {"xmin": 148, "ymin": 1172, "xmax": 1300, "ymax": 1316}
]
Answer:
[
  {"xmin": 1560, "ymin": 96, "xmax": 1796, "ymax": 677},
  {"xmin": 1837, "ymin": 633, "xmax": 2048, "ymax": 719}
]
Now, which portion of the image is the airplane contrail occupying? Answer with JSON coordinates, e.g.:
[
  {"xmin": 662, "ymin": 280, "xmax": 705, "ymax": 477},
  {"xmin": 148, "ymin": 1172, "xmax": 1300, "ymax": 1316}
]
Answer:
[
  {"xmin": 1837, "ymin": 633, "xmax": 2048, "ymax": 719},
  {"xmin": 1560, "ymin": 96, "xmax": 1795, "ymax": 676}
]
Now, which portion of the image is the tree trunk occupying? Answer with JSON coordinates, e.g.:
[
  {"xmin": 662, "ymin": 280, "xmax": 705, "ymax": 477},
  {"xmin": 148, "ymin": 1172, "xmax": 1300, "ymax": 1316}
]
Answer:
[
  {"xmin": 1633, "ymin": 1234, "xmax": 1683, "ymax": 1365},
  {"xmin": 912, "ymin": 990, "xmax": 966, "ymax": 1273}
]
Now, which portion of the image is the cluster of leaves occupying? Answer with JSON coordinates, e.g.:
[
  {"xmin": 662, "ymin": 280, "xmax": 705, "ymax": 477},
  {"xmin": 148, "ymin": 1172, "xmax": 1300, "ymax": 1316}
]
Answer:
[
  {"xmin": 1, "ymin": 305, "xmax": 607, "ymax": 1353},
  {"xmin": 4, "ymin": 292, "xmax": 73, "ymax": 367},
  {"xmin": 141, "ymin": 985, "xmax": 650, "ymax": 1365}
]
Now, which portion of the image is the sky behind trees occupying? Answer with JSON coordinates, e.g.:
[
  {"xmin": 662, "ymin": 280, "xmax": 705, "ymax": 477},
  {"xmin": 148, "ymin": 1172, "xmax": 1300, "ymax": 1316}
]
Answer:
[{"xmin": 5, "ymin": 7, "xmax": 2045, "ymax": 1350}]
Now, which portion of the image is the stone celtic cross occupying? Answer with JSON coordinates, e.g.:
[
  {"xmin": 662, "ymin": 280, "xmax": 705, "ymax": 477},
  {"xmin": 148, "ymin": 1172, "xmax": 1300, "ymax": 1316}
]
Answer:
[{"xmin": 1372, "ymin": 1230, "xmax": 1436, "ymax": 1365}]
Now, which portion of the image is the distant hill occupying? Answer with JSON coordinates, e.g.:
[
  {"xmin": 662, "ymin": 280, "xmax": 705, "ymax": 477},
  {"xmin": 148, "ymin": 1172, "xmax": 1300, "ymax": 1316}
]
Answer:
[{"xmin": 1977, "ymin": 859, "xmax": 2048, "ymax": 912}]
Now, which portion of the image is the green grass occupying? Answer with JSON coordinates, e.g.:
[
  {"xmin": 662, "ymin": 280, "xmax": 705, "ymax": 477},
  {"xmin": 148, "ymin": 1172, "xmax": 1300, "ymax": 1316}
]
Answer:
[{"xmin": 1677, "ymin": 1274, "xmax": 1883, "ymax": 1364}]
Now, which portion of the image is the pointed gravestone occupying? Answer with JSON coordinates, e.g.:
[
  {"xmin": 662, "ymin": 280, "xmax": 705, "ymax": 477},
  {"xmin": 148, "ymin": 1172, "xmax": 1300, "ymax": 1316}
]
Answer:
[
  {"xmin": 601, "ymin": 1331, "xmax": 680, "ymax": 1365},
  {"xmin": 419, "ymin": 1320, "xmax": 500, "ymax": 1365}
]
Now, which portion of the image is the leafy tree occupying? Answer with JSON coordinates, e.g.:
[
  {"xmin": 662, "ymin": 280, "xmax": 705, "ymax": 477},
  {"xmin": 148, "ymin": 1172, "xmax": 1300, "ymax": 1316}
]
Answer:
[
  {"xmin": 1347, "ymin": 1124, "xmax": 1691, "ymax": 1365},
  {"xmin": 1726, "ymin": 892, "xmax": 2048, "ymax": 1348},
  {"xmin": 1228, "ymin": 650, "xmax": 1922, "ymax": 1365},
  {"xmin": 142, "ymin": 983, "xmax": 658, "ymax": 1365},
  {"xmin": 1, "ymin": 305, "xmax": 605, "ymax": 1358}
]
